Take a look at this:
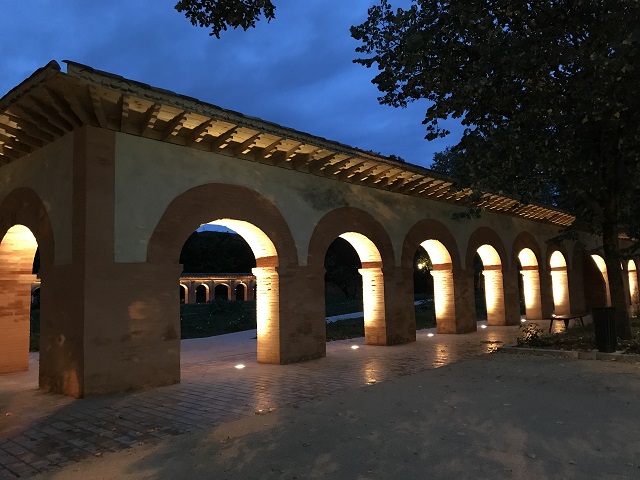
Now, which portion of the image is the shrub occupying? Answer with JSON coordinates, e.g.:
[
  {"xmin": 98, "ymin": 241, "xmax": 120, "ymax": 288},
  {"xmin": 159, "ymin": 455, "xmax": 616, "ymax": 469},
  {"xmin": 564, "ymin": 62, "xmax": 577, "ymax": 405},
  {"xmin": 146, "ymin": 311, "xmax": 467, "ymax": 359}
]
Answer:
[{"xmin": 516, "ymin": 323, "xmax": 545, "ymax": 348}]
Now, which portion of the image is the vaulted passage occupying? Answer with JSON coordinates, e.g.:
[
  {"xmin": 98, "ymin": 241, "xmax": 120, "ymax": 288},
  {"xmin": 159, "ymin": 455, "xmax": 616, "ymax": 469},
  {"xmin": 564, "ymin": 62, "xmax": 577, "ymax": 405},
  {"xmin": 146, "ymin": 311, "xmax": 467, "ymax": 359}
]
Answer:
[
  {"xmin": 476, "ymin": 245, "xmax": 506, "ymax": 326},
  {"xmin": 0, "ymin": 225, "xmax": 38, "ymax": 374},
  {"xmin": 550, "ymin": 251, "xmax": 571, "ymax": 316},
  {"xmin": 518, "ymin": 248, "xmax": 542, "ymax": 320}
]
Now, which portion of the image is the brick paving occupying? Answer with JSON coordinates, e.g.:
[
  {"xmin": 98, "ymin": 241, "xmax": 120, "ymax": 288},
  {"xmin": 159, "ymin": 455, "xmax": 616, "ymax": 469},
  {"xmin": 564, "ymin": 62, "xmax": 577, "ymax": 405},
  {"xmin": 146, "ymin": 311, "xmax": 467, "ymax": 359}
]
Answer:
[{"xmin": 0, "ymin": 325, "xmax": 520, "ymax": 478}]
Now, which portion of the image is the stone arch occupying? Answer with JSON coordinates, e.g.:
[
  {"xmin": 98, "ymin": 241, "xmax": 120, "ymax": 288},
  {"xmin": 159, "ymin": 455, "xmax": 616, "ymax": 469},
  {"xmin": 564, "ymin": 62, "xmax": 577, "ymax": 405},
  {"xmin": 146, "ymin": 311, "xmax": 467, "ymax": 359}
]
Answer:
[
  {"xmin": 0, "ymin": 188, "xmax": 55, "ymax": 375},
  {"xmin": 549, "ymin": 250, "xmax": 571, "ymax": 315},
  {"xmin": 512, "ymin": 232, "xmax": 544, "ymax": 320},
  {"xmin": 307, "ymin": 207, "xmax": 397, "ymax": 346},
  {"xmin": 147, "ymin": 184, "xmax": 298, "ymax": 364},
  {"xmin": 401, "ymin": 219, "xmax": 462, "ymax": 333},
  {"xmin": 466, "ymin": 227, "xmax": 509, "ymax": 326}
]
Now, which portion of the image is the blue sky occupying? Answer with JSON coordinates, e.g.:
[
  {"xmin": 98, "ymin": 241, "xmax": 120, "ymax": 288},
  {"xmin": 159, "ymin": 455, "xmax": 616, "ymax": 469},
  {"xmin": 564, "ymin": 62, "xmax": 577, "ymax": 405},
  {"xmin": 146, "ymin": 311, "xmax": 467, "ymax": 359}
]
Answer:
[{"xmin": 0, "ymin": 1, "xmax": 462, "ymax": 168}]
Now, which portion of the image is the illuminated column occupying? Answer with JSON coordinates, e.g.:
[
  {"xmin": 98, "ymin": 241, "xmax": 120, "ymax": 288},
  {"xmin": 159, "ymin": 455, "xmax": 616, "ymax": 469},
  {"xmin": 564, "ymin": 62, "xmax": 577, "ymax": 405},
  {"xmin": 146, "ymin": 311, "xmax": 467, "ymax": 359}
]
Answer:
[
  {"xmin": 359, "ymin": 267, "xmax": 386, "ymax": 345},
  {"xmin": 430, "ymin": 266, "xmax": 457, "ymax": 333},
  {"xmin": 0, "ymin": 226, "xmax": 37, "ymax": 373},
  {"xmin": 628, "ymin": 263, "xmax": 638, "ymax": 305},
  {"xmin": 252, "ymin": 266, "xmax": 280, "ymax": 364},
  {"xmin": 551, "ymin": 268, "xmax": 571, "ymax": 315},
  {"xmin": 521, "ymin": 268, "xmax": 543, "ymax": 319},
  {"xmin": 482, "ymin": 267, "xmax": 506, "ymax": 325}
]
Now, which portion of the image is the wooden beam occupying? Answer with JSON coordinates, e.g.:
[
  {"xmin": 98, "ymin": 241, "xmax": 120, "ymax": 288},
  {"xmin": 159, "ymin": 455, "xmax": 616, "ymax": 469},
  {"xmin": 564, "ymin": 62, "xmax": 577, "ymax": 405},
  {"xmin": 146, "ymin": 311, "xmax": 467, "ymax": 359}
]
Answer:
[
  {"xmin": 1, "ymin": 112, "xmax": 56, "ymax": 142},
  {"xmin": 141, "ymin": 103, "xmax": 162, "ymax": 136},
  {"xmin": 307, "ymin": 153, "xmax": 336, "ymax": 174},
  {"xmin": 270, "ymin": 144, "xmax": 301, "ymax": 166},
  {"xmin": 61, "ymin": 86, "xmax": 92, "ymax": 124},
  {"xmin": 232, "ymin": 133, "xmax": 262, "ymax": 155},
  {"xmin": 210, "ymin": 126, "xmax": 238, "ymax": 150},
  {"xmin": 8, "ymin": 106, "xmax": 63, "ymax": 137},
  {"xmin": 0, "ymin": 135, "xmax": 33, "ymax": 156},
  {"xmin": 351, "ymin": 164, "xmax": 382, "ymax": 182},
  {"xmin": 26, "ymin": 95, "xmax": 74, "ymax": 132},
  {"xmin": 0, "ymin": 123, "xmax": 44, "ymax": 148},
  {"xmin": 42, "ymin": 86, "xmax": 82, "ymax": 127},
  {"xmin": 290, "ymin": 148, "xmax": 320, "ymax": 170},
  {"xmin": 393, "ymin": 176, "xmax": 427, "ymax": 194},
  {"xmin": 256, "ymin": 139, "xmax": 283, "ymax": 159},
  {"xmin": 322, "ymin": 157, "xmax": 352, "ymax": 176},
  {"xmin": 120, "ymin": 95, "xmax": 132, "ymax": 132},
  {"xmin": 88, "ymin": 86, "xmax": 109, "ymax": 129},
  {"xmin": 161, "ymin": 111, "xmax": 188, "ymax": 141},
  {"xmin": 188, "ymin": 119, "xmax": 215, "ymax": 144},
  {"xmin": 336, "ymin": 160, "xmax": 366, "ymax": 180}
]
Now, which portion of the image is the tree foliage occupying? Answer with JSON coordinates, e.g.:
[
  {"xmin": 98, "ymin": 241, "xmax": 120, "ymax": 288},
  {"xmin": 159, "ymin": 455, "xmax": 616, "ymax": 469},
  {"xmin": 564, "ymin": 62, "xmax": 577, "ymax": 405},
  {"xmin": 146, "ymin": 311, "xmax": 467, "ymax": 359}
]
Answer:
[
  {"xmin": 175, "ymin": 0, "xmax": 275, "ymax": 38},
  {"xmin": 352, "ymin": 1, "xmax": 640, "ymax": 337}
]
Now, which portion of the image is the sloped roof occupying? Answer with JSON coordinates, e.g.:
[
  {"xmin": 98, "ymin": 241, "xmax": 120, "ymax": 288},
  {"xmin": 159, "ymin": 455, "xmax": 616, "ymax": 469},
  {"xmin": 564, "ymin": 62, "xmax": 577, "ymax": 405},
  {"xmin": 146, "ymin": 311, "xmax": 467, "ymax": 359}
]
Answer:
[{"xmin": 0, "ymin": 61, "xmax": 575, "ymax": 227}]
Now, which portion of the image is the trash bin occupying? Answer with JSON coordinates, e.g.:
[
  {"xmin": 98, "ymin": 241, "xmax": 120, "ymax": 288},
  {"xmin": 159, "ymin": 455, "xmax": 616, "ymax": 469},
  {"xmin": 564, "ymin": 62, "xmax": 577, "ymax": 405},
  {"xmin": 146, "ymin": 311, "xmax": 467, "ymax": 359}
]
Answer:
[{"xmin": 592, "ymin": 307, "xmax": 617, "ymax": 353}]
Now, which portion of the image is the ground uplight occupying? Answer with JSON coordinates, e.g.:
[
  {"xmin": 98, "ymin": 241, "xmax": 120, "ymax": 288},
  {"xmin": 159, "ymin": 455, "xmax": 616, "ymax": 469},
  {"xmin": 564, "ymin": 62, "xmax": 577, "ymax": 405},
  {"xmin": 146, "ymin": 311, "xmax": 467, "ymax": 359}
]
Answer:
[{"xmin": 235, "ymin": 364, "xmax": 246, "ymax": 369}]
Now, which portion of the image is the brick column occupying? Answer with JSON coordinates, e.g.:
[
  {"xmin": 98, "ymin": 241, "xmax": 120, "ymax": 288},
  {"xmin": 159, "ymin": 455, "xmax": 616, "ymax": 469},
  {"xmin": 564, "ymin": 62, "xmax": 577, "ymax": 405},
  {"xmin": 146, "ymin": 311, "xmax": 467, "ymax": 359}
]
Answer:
[
  {"xmin": 448, "ymin": 268, "xmax": 477, "ymax": 333},
  {"xmin": 502, "ymin": 268, "xmax": 522, "ymax": 325},
  {"xmin": 521, "ymin": 268, "xmax": 543, "ymax": 319},
  {"xmin": 38, "ymin": 126, "xmax": 184, "ymax": 397},
  {"xmin": 380, "ymin": 266, "xmax": 416, "ymax": 345},
  {"xmin": 276, "ymin": 265, "xmax": 326, "ymax": 363},
  {"xmin": 539, "ymin": 269, "xmax": 555, "ymax": 318}
]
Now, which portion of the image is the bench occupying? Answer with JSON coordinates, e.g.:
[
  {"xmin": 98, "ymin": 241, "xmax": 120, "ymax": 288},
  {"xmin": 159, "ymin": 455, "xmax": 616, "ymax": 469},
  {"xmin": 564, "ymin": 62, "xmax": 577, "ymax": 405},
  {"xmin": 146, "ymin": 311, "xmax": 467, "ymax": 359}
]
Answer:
[{"xmin": 546, "ymin": 313, "xmax": 588, "ymax": 333}]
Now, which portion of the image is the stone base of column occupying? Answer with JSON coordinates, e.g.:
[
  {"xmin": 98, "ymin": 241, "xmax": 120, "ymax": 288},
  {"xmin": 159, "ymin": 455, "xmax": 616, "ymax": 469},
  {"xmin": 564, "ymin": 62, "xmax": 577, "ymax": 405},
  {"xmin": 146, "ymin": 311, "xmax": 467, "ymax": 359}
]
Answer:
[{"xmin": 39, "ymin": 263, "xmax": 182, "ymax": 398}]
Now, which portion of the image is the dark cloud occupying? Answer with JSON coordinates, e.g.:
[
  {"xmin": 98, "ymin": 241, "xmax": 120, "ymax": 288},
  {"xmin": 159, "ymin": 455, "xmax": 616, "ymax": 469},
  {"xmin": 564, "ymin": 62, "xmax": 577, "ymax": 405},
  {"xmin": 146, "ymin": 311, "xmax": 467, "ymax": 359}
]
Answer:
[{"xmin": 0, "ymin": 0, "xmax": 462, "ymax": 167}]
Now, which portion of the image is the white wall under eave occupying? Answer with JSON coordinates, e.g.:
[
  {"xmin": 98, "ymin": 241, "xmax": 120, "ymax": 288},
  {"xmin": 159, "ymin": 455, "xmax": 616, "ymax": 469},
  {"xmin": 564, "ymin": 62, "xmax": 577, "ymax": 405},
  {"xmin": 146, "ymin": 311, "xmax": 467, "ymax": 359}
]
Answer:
[{"xmin": 114, "ymin": 133, "xmax": 572, "ymax": 268}]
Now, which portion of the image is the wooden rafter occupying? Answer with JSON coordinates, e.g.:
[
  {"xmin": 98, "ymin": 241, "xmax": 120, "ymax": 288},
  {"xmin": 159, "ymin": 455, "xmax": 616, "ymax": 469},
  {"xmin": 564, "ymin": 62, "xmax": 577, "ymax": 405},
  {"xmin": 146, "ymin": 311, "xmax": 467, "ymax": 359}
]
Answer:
[
  {"xmin": 233, "ymin": 133, "xmax": 262, "ymax": 155},
  {"xmin": 188, "ymin": 119, "xmax": 215, "ymax": 144},
  {"xmin": 88, "ymin": 86, "xmax": 109, "ymax": 129},
  {"xmin": 210, "ymin": 126, "xmax": 238, "ymax": 150},
  {"xmin": 140, "ymin": 103, "xmax": 162, "ymax": 136},
  {"xmin": 161, "ymin": 111, "xmax": 188, "ymax": 141}
]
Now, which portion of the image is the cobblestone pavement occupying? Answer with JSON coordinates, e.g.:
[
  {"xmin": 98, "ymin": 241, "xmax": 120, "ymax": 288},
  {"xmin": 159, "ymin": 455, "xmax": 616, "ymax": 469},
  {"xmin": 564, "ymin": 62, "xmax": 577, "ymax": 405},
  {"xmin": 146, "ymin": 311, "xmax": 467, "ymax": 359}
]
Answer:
[{"xmin": 0, "ymin": 325, "xmax": 520, "ymax": 478}]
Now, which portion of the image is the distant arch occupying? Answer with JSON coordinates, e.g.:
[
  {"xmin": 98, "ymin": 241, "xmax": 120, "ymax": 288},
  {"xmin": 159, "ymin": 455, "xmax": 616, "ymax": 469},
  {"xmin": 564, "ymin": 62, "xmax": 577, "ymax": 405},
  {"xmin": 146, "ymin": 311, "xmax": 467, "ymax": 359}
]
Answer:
[{"xmin": 628, "ymin": 260, "xmax": 639, "ymax": 306}]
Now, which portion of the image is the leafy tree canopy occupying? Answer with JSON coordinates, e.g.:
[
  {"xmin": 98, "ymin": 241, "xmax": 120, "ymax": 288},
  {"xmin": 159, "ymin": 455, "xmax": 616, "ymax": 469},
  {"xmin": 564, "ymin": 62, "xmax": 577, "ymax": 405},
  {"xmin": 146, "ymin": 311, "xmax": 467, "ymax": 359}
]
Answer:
[
  {"xmin": 352, "ymin": 0, "xmax": 640, "ymax": 337},
  {"xmin": 175, "ymin": 0, "xmax": 275, "ymax": 38}
]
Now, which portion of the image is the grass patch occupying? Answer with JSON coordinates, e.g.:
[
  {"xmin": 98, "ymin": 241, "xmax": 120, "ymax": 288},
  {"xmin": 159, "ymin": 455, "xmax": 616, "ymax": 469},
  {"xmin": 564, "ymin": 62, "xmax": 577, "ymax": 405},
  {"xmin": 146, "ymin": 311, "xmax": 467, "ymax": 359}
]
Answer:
[
  {"xmin": 516, "ymin": 318, "xmax": 640, "ymax": 353},
  {"xmin": 326, "ymin": 298, "xmax": 437, "ymax": 341},
  {"xmin": 180, "ymin": 301, "xmax": 256, "ymax": 339}
]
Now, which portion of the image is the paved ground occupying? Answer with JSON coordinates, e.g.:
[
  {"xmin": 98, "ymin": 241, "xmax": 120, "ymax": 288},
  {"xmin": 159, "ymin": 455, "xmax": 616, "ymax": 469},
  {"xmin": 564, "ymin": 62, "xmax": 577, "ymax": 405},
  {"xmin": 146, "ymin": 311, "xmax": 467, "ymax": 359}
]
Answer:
[
  {"xmin": 0, "ymin": 323, "xmax": 514, "ymax": 478},
  {"xmin": 3, "ymin": 320, "xmax": 639, "ymax": 479}
]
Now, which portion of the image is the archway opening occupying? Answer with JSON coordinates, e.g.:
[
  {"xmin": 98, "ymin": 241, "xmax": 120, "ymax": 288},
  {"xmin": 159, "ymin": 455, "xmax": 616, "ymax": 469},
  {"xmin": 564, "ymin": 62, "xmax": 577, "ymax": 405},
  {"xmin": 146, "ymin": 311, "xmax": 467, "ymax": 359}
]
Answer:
[
  {"xmin": 550, "ymin": 251, "xmax": 570, "ymax": 315},
  {"xmin": 324, "ymin": 232, "xmax": 385, "ymax": 344},
  {"xmin": 414, "ymin": 240, "xmax": 455, "ymax": 332},
  {"xmin": 214, "ymin": 284, "xmax": 230, "ymax": 301},
  {"xmin": 178, "ymin": 219, "xmax": 276, "ymax": 363},
  {"xmin": 518, "ymin": 248, "xmax": 542, "ymax": 320},
  {"xmin": 179, "ymin": 284, "xmax": 188, "ymax": 304},
  {"xmin": 235, "ymin": 283, "xmax": 246, "ymax": 301},
  {"xmin": 475, "ymin": 244, "xmax": 505, "ymax": 325},
  {"xmin": 195, "ymin": 284, "xmax": 209, "ymax": 304},
  {"xmin": 324, "ymin": 237, "xmax": 363, "ymax": 335},
  {"xmin": 0, "ymin": 225, "xmax": 39, "ymax": 374}
]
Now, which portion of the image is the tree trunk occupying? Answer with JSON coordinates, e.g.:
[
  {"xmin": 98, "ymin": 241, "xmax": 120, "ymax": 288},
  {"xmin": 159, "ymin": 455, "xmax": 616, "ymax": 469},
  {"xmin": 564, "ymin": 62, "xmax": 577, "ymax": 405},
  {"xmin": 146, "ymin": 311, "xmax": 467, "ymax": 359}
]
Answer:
[{"xmin": 602, "ymin": 220, "xmax": 633, "ymax": 340}]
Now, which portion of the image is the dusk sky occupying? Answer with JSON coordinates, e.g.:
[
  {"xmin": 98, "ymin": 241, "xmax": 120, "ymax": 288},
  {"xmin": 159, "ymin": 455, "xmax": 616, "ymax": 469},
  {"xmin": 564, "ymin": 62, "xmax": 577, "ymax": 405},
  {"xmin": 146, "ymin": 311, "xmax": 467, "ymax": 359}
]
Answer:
[{"xmin": 0, "ymin": 1, "xmax": 463, "ymax": 168}]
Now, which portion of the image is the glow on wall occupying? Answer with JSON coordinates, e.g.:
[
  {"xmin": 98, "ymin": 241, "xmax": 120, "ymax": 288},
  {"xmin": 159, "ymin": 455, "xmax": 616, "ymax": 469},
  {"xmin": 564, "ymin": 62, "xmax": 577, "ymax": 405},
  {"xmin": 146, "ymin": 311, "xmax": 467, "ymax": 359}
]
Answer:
[
  {"xmin": 628, "ymin": 260, "xmax": 639, "ymax": 306},
  {"xmin": 518, "ymin": 248, "xmax": 542, "ymax": 319},
  {"xmin": 206, "ymin": 219, "xmax": 279, "ymax": 363},
  {"xmin": 476, "ymin": 244, "xmax": 505, "ymax": 325},
  {"xmin": 0, "ymin": 225, "xmax": 38, "ymax": 374},
  {"xmin": 549, "ymin": 251, "xmax": 571, "ymax": 315},
  {"xmin": 339, "ymin": 232, "xmax": 384, "ymax": 342},
  {"xmin": 591, "ymin": 254, "xmax": 611, "ymax": 306},
  {"xmin": 420, "ymin": 239, "xmax": 455, "ymax": 333}
]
